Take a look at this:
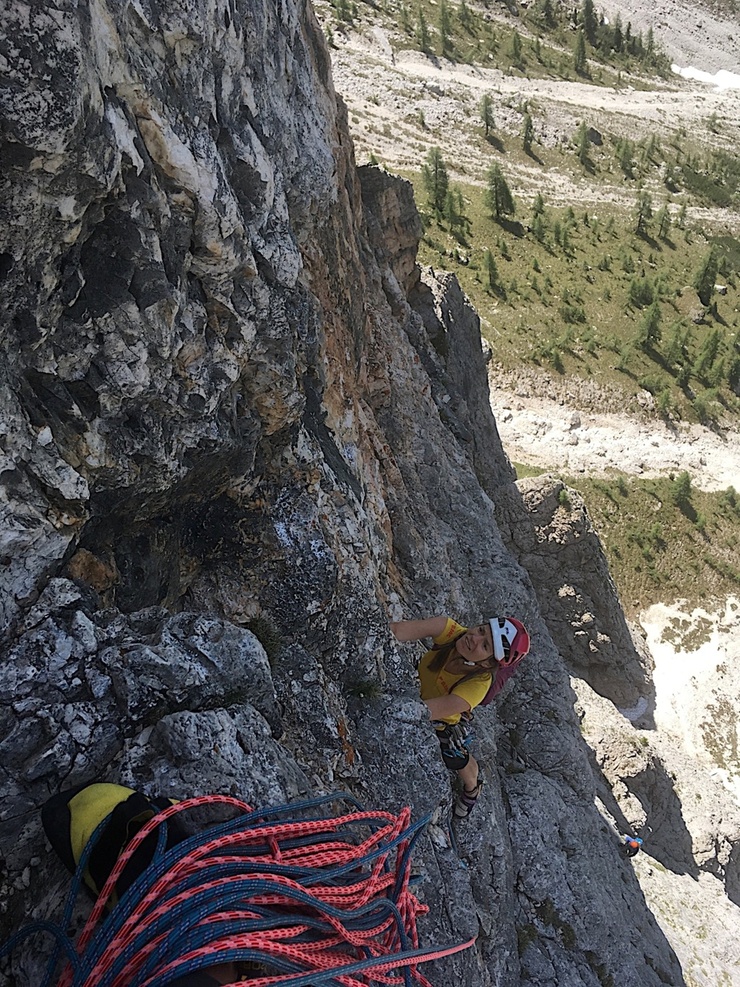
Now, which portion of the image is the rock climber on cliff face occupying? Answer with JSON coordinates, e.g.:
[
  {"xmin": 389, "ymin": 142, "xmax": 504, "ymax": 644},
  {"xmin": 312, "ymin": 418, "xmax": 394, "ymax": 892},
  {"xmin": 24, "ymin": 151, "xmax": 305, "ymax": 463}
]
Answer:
[{"xmin": 391, "ymin": 615, "xmax": 530, "ymax": 818}]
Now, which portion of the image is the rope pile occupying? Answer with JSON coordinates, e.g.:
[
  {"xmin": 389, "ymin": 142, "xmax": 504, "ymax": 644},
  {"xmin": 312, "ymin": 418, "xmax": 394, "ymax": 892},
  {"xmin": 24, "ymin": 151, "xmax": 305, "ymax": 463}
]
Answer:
[{"xmin": 1, "ymin": 792, "xmax": 474, "ymax": 987}]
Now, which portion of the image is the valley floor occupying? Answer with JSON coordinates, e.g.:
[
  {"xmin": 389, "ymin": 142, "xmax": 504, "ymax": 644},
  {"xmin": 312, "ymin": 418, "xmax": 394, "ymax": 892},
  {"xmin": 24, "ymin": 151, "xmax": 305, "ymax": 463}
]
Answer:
[{"xmin": 490, "ymin": 380, "xmax": 740, "ymax": 492}]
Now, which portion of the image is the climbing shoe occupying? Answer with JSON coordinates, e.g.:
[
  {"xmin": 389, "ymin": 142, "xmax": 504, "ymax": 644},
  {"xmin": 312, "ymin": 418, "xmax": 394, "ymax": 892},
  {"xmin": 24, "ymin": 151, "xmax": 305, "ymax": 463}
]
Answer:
[{"xmin": 453, "ymin": 776, "xmax": 483, "ymax": 819}]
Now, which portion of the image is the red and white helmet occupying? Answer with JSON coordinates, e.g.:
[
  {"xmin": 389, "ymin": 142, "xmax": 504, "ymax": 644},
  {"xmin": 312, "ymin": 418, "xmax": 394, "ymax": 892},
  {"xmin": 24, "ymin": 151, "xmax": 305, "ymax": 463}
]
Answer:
[{"xmin": 489, "ymin": 617, "xmax": 530, "ymax": 666}]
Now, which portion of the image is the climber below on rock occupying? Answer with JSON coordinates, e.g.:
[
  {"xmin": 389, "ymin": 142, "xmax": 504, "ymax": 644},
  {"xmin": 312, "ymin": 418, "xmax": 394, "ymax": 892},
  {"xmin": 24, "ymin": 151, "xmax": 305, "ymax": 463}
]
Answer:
[
  {"xmin": 391, "ymin": 615, "xmax": 530, "ymax": 818},
  {"xmin": 621, "ymin": 834, "xmax": 643, "ymax": 858}
]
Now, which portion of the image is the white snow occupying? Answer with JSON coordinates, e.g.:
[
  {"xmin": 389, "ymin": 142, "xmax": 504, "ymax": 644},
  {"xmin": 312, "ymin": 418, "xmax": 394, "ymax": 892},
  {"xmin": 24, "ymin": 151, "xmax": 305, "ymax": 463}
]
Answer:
[{"xmin": 672, "ymin": 63, "xmax": 740, "ymax": 91}]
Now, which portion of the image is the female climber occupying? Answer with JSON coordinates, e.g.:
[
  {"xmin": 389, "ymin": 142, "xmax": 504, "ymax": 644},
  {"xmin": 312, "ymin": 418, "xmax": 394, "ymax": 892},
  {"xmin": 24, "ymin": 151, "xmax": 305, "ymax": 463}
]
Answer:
[{"xmin": 391, "ymin": 615, "xmax": 530, "ymax": 818}]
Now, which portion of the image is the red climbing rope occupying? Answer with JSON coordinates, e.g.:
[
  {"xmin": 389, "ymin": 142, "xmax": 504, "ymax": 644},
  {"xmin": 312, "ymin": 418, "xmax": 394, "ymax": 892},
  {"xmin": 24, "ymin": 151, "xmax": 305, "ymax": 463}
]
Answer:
[{"xmin": 48, "ymin": 794, "xmax": 475, "ymax": 987}]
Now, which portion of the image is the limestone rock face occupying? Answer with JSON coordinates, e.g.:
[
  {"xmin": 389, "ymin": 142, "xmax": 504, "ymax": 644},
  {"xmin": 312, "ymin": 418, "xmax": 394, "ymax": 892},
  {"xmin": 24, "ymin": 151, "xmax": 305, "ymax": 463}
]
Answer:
[
  {"xmin": 499, "ymin": 475, "xmax": 652, "ymax": 711},
  {"xmin": 0, "ymin": 2, "xmax": 698, "ymax": 986}
]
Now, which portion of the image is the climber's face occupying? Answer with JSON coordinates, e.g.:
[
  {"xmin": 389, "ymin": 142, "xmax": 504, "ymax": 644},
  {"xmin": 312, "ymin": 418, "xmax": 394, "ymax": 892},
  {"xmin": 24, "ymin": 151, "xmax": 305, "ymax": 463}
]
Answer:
[{"xmin": 456, "ymin": 624, "xmax": 495, "ymax": 665}]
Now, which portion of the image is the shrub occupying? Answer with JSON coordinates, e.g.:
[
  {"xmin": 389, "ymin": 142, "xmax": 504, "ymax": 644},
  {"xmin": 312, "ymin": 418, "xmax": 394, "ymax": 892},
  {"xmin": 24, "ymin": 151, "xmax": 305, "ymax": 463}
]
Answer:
[
  {"xmin": 560, "ymin": 303, "xmax": 587, "ymax": 324},
  {"xmin": 628, "ymin": 277, "xmax": 654, "ymax": 308}
]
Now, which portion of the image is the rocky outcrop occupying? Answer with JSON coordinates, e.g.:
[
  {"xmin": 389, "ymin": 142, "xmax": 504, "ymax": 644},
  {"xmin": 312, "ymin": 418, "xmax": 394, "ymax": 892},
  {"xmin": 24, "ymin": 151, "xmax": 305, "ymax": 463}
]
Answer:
[
  {"xmin": 0, "ymin": 2, "xmax": 697, "ymax": 985},
  {"xmin": 497, "ymin": 475, "xmax": 652, "ymax": 711},
  {"xmin": 574, "ymin": 677, "xmax": 740, "ymax": 913}
]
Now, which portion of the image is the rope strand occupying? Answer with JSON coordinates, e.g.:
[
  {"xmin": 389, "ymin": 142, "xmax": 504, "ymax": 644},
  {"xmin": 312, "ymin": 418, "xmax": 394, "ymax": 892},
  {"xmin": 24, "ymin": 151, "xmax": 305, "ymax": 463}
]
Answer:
[{"xmin": 0, "ymin": 793, "xmax": 475, "ymax": 987}]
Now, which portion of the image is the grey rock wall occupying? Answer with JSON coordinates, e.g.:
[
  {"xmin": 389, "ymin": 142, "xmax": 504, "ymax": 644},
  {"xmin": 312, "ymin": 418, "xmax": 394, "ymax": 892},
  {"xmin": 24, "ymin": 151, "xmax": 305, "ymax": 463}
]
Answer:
[
  {"xmin": 0, "ymin": 1, "xmax": 690, "ymax": 985},
  {"xmin": 497, "ymin": 474, "xmax": 652, "ymax": 711}
]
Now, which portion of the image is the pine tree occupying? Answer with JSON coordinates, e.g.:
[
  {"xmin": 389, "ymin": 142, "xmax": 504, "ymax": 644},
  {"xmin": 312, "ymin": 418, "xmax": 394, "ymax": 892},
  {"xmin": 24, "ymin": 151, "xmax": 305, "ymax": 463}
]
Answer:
[
  {"xmin": 484, "ymin": 248, "xmax": 499, "ymax": 290},
  {"xmin": 539, "ymin": 0, "xmax": 555, "ymax": 28},
  {"xmin": 399, "ymin": 2, "xmax": 411, "ymax": 33},
  {"xmin": 438, "ymin": 0, "xmax": 452, "ymax": 53},
  {"xmin": 645, "ymin": 26, "xmax": 655, "ymax": 63},
  {"xmin": 655, "ymin": 204, "xmax": 671, "ymax": 240},
  {"xmin": 444, "ymin": 188, "xmax": 459, "ymax": 229},
  {"xmin": 485, "ymin": 163, "xmax": 515, "ymax": 220},
  {"xmin": 617, "ymin": 139, "xmax": 634, "ymax": 178},
  {"xmin": 416, "ymin": 6, "xmax": 430, "ymax": 50},
  {"xmin": 532, "ymin": 192, "xmax": 545, "ymax": 217},
  {"xmin": 522, "ymin": 112, "xmax": 534, "ymax": 154},
  {"xmin": 634, "ymin": 190, "xmax": 653, "ymax": 235},
  {"xmin": 580, "ymin": 0, "xmax": 597, "ymax": 43},
  {"xmin": 422, "ymin": 147, "xmax": 449, "ymax": 216},
  {"xmin": 612, "ymin": 13, "xmax": 623, "ymax": 52},
  {"xmin": 573, "ymin": 28, "xmax": 587, "ymax": 74},
  {"xmin": 575, "ymin": 121, "xmax": 589, "ymax": 165},
  {"xmin": 694, "ymin": 247, "xmax": 718, "ymax": 306},
  {"xmin": 510, "ymin": 29, "xmax": 523, "ymax": 65},
  {"xmin": 694, "ymin": 328, "xmax": 722, "ymax": 377},
  {"xmin": 637, "ymin": 300, "xmax": 662, "ymax": 349},
  {"xmin": 671, "ymin": 471, "xmax": 692, "ymax": 510},
  {"xmin": 459, "ymin": 0, "xmax": 472, "ymax": 29},
  {"xmin": 480, "ymin": 93, "xmax": 495, "ymax": 137}
]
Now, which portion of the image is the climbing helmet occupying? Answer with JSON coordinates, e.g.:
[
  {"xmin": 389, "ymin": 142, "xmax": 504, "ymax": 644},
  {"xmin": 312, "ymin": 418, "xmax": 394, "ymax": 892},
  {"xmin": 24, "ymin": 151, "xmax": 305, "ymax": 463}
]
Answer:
[{"xmin": 489, "ymin": 617, "xmax": 530, "ymax": 666}]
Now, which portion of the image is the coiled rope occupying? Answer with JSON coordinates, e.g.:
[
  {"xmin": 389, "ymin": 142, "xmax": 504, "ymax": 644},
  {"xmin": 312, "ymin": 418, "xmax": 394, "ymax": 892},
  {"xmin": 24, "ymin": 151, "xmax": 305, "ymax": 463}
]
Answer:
[{"xmin": 1, "ymin": 792, "xmax": 475, "ymax": 987}]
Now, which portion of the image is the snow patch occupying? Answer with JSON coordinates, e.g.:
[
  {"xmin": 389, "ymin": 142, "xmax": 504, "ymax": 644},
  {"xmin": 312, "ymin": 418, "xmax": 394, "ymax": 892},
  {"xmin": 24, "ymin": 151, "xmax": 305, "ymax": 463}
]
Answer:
[{"xmin": 671, "ymin": 63, "xmax": 740, "ymax": 91}]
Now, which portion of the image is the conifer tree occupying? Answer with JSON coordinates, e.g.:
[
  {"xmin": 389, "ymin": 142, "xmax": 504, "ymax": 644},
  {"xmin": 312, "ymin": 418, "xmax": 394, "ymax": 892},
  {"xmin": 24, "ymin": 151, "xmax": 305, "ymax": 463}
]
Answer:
[
  {"xmin": 634, "ymin": 189, "xmax": 653, "ymax": 235},
  {"xmin": 671, "ymin": 471, "xmax": 692, "ymax": 509},
  {"xmin": 416, "ymin": 6, "xmax": 430, "ymax": 50},
  {"xmin": 522, "ymin": 113, "xmax": 534, "ymax": 154},
  {"xmin": 480, "ymin": 94, "xmax": 495, "ymax": 137},
  {"xmin": 655, "ymin": 204, "xmax": 671, "ymax": 240},
  {"xmin": 645, "ymin": 26, "xmax": 655, "ymax": 63},
  {"xmin": 444, "ymin": 188, "xmax": 459, "ymax": 230},
  {"xmin": 399, "ymin": 2, "xmax": 411, "ymax": 34},
  {"xmin": 580, "ymin": 0, "xmax": 597, "ymax": 43},
  {"xmin": 484, "ymin": 248, "xmax": 499, "ymax": 290},
  {"xmin": 539, "ymin": 0, "xmax": 555, "ymax": 28},
  {"xmin": 510, "ymin": 29, "xmax": 523, "ymax": 65},
  {"xmin": 573, "ymin": 28, "xmax": 587, "ymax": 74},
  {"xmin": 694, "ymin": 247, "xmax": 718, "ymax": 306},
  {"xmin": 637, "ymin": 299, "xmax": 662, "ymax": 349},
  {"xmin": 575, "ymin": 121, "xmax": 589, "ymax": 165},
  {"xmin": 612, "ymin": 13, "xmax": 623, "ymax": 52},
  {"xmin": 694, "ymin": 328, "xmax": 722, "ymax": 377},
  {"xmin": 485, "ymin": 163, "xmax": 515, "ymax": 220},
  {"xmin": 438, "ymin": 0, "xmax": 452, "ymax": 53},
  {"xmin": 422, "ymin": 146, "xmax": 449, "ymax": 216}
]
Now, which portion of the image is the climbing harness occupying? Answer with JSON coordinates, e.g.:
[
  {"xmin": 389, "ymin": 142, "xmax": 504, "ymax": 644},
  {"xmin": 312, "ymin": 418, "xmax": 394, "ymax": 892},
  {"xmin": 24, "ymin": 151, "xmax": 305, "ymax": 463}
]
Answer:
[
  {"xmin": 435, "ymin": 717, "xmax": 475, "ymax": 772},
  {"xmin": 1, "ymin": 791, "xmax": 476, "ymax": 987}
]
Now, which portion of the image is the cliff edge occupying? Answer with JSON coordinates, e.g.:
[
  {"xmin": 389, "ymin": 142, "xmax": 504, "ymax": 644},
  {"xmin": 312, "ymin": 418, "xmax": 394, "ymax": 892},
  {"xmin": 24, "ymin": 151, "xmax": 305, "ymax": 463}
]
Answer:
[{"xmin": 0, "ymin": 2, "xmax": 697, "ymax": 985}]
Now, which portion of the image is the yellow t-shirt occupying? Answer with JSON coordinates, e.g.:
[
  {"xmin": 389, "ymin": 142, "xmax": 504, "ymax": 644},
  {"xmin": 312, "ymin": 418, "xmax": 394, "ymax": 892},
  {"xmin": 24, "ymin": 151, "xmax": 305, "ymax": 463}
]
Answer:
[{"xmin": 417, "ymin": 618, "xmax": 492, "ymax": 726}]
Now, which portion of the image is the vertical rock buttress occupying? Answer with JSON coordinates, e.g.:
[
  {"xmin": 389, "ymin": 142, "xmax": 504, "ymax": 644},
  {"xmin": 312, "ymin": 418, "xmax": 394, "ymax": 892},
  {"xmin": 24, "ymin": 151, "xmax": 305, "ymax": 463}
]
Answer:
[{"xmin": 0, "ymin": 3, "xmax": 685, "ymax": 986}]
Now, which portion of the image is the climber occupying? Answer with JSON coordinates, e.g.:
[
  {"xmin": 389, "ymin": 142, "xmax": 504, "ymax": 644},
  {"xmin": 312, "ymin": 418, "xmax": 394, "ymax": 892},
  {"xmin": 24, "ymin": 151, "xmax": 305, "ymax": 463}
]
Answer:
[
  {"xmin": 621, "ymin": 834, "xmax": 643, "ymax": 858},
  {"xmin": 391, "ymin": 615, "xmax": 530, "ymax": 819},
  {"xmin": 41, "ymin": 781, "xmax": 187, "ymax": 900},
  {"xmin": 40, "ymin": 782, "xmax": 239, "ymax": 986}
]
